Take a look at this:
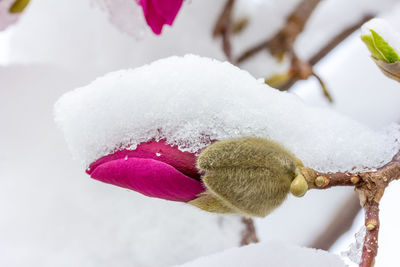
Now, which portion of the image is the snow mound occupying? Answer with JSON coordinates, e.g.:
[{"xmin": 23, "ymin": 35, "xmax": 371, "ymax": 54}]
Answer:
[
  {"xmin": 176, "ymin": 241, "xmax": 345, "ymax": 267},
  {"xmin": 55, "ymin": 55, "xmax": 400, "ymax": 172}
]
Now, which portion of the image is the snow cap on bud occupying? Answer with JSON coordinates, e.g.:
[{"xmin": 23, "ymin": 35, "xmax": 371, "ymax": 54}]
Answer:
[
  {"xmin": 361, "ymin": 18, "xmax": 400, "ymax": 82},
  {"xmin": 192, "ymin": 137, "xmax": 304, "ymax": 218}
]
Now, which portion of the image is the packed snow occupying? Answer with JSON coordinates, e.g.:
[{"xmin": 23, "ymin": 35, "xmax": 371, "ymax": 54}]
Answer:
[
  {"xmin": 55, "ymin": 55, "xmax": 400, "ymax": 172},
  {"xmin": 362, "ymin": 18, "xmax": 400, "ymax": 55},
  {"xmin": 176, "ymin": 241, "xmax": 345, "ymax": 267}
]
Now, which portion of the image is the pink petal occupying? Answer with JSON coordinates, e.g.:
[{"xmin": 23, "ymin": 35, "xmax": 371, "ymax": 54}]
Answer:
[
  {"xmin": 139, "ymin": 0, "xmax": 165, "ymax": 34},
  {"xmin": 90, "ymin": 157, "xmax": 205, "ymax": 202},
  {"xmin": 0, "ymin": 0, "xmax": 20, "ymax": 31},
  {"xmin": 87, "ymin": 140, "xmax": 200, "ymax": 179},
  {"xmin": 151, "ymin": 0, "xmax": 183, "ymax": 25},
  {"xmin": 138, "ymin": 0, "xmax": 183, "ymax": 34}
]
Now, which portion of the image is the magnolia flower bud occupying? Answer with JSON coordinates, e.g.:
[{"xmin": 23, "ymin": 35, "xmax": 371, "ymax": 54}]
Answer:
[
  {"xmin": 192, "ymin": 137, "xmax": 304, "ymax": 217},
  {"xmin": 361, "ymin": 18, "xmax": 400, "ymax": 82}
]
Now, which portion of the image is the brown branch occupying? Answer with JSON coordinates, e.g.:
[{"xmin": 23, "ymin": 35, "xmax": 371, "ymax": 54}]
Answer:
[
  {"xmin": 240, "ymin": 217, "xmax": 259, "ymax": 246},
  {"xmin": 237, "ymin": 0, "xmax": 335, "ymax": 99},
  {"xmin": 310, "ymin": 194, "xmax": 361, "ymax": 250},
  {"xmin": 312, "ymin": 72, "xmax": 333, "ymax": 102},
  {"xmin": 309, "ymin": 14, "xmax": 374, "ymax": 66},
  {"xmin": 275, "ymin": 49, "xmax": 333, "ymax": 101},
  {"xmin": 237, "ymin": 0, "xmax": 322, "ymax": 63},
  {"xmin": 237, "ymin": 39, "xmax": 271, "ymax": 63},
  {"xmin": 213, "ymin": 0, "xmax": 236, "ymax": 62},
  {"xmin": 276, "ymin": 15, "xmax": 374, "ymax": 91},
  {"xmin": 300, "ymin": 151, "xmax": 400, "ymax": 267},
  {"xmin": 213, "ymin": 2, "xmax": 394, "ymax": 264},
  {"xmin": 360, "ymin": 202, "xmax": 380, "ymax": 267},
  {"xmin": 239, "ymin": 14, "xmax": 374, "ymax": 97},
  {"xmin": 300, "ymin": 151, "xmax": 400, "ymax": 191},
  {"xmin": 299, "ymin": 167, "xmax": 360, "ymax": 189}
]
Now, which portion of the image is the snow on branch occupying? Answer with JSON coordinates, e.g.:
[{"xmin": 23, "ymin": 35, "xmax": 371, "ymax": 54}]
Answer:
[{"xmin": 55, "ymin": 55, "xmax": 400, "ymax": 173}]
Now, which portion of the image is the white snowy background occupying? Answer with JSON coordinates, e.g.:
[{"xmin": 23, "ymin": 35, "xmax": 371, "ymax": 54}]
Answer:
[{"xmin": 1, "ymin": 0, "xmax": 400, "ymax": 266}]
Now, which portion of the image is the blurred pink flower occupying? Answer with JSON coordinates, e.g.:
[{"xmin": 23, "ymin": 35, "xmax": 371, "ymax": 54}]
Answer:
[
  {"xmin": 0, "ymin": 0, "xmax": 20, "ymax": 31},
  {"xmin": 138, "ymin": 0, "xmax": 183, "ymax": 35},
  {"xmin": 87, "ymin": 140, "xmax": 205, "ymax": 202}
]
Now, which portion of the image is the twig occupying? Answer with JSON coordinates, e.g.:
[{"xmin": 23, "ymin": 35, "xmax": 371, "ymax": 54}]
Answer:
[
  {"xmin": 309, "ymin": 14, "xmax": 374, "ymax": 66},
  {"xmin": 312, "ymin": 72, "xmax": 333, "ymax": 102},
  {"xmin": 239, "ymin": 13, "xmax": 374, "ymax": 99},
  {"xmin": 276, "ymin": 15, "xmax": 374, "ymax": 91},
  {"xmin": 237, "ymin": 0, "xmax": 333, "ymax": 99},
  {"xmin": 213, "ymin": 2, "xmax": 394, "ymax": 264},
  {"xmin": 237, "ymin": 39, "xmax": 271, "ymax": 63},
  {"xmin": 300, "ymin": 151, "xmax": 400, "ymax": 190},
  {"xmin": 300, "ymin": 151, "xmax": 400, "ymax": 267},
  {"xmin": 360, "ymin": 202, "xmax": 380, "ymax": 267},
  {"xmin": 240, "ymin": 217, "xmax": 259, "ymax": 246},
  {"xmin": 299, "ymin": 167, "xmax": 360, "ymax": 189},
  {"xmin": 213, "ymin": 0, "xmax": 236, "ymax": 62},
  {"xmin": 237, "ymin": 0, "xmax": 322, "ymax": 63}
]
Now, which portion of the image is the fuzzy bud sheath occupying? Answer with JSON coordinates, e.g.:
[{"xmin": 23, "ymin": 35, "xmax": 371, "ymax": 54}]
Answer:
[
  {"xmin": 88, "ymin": 137, "xmax": 305, "ymax": 218},
  {"xmin": 191, "ymin": 138, "xmax": 303, "ymax": 217}
]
